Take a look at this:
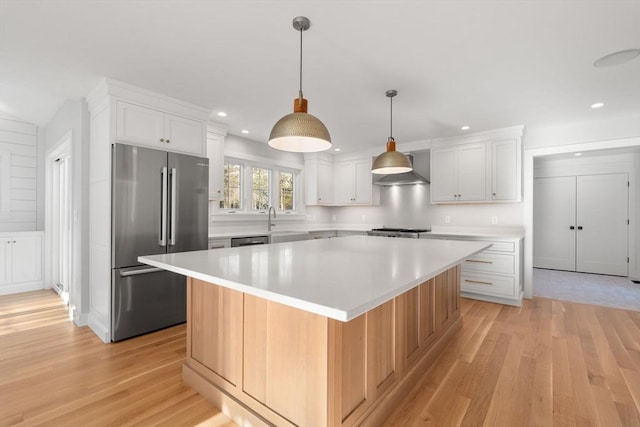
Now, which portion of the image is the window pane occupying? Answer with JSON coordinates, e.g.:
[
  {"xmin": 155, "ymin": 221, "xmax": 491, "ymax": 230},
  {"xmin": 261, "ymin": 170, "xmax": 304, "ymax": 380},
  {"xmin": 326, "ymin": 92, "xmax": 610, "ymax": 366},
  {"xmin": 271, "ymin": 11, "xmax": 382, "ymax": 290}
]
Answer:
[
  {"xmin": 251, "ymin": 167, "xmax": 270, "ymax": 210},
  {"xmin": 279, "ymin": 172, "xmax": 294, "ymax": 211},
  {"xmin": 220, "ymin": 163, "xmax": 241, "ymax": 209}
]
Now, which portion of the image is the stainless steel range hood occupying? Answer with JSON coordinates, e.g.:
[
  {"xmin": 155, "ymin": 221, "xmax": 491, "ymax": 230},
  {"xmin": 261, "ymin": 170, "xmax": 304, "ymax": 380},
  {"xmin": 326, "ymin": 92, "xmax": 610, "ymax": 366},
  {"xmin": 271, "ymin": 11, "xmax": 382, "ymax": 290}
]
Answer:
[{"xmin": 373, "ymin": 154, "xmax": 429, "ymax": 186}]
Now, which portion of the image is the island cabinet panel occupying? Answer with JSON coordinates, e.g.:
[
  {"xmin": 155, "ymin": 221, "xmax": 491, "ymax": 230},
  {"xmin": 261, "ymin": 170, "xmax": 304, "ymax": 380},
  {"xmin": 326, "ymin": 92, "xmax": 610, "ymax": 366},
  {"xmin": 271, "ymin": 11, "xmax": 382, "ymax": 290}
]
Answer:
[
  {"xmin": 243, "ymin": 295, "xmax": 330, "ymax": 427},
  {"xmin": 184, "ymin": 266, "xmax": 462, "ymax": 427},
  {"xmin": 340, "ymin": 314, "xmax": 368, "ymax": 421},
  {"xmin": 189, "ymin": 280, "xmax": 242, "ymax": 386},
  {"xmin": 397, "ymin": 279, "xmax": 437, "ymax": 369},
  {"xmin": 368, "ymin": 301, "xmax": 397, "ymax": 396},
  {"xmin": 435, "ymin": 266, "xmax": 460, "ymax": 333}
]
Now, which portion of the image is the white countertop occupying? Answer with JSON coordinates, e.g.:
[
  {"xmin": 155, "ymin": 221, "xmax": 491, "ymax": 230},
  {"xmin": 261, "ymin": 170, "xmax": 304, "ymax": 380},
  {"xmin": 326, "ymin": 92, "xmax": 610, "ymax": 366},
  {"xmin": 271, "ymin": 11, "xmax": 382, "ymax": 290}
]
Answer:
[
  {"xmin": 139, "ymin": 236, "xmax": 490, "ymax": 322},
  {"xmin": 208, "ymin": 223, "xmax": 377, "ymax": 239},
  {"xmin": 427, "ymin": 225, "xmax": 524, "ymax": 240}
]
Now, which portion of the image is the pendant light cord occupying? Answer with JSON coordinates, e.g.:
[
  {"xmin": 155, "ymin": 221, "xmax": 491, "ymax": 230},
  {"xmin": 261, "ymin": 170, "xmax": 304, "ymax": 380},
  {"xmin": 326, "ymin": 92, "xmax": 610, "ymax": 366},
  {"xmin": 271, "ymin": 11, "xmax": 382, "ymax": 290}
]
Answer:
[
  {"xmin": 389, "ymin": 95, "xmax": 394, "ymax": 141},
  {"xmin": 298, "ymin": 27, "xmax": 303, "ymax": 100}
]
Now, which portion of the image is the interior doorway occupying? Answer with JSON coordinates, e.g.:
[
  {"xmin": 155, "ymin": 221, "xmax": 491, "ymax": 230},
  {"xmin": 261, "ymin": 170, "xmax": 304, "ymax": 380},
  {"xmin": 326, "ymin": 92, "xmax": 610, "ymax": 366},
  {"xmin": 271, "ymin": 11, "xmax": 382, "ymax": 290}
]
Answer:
[
  {"xmin": 524, "ymin": 144, "xmax": 639, "ymax": 308},
  {"xmin": 45, "ymin": 133, "xmax": 73, "ymax": 308}
]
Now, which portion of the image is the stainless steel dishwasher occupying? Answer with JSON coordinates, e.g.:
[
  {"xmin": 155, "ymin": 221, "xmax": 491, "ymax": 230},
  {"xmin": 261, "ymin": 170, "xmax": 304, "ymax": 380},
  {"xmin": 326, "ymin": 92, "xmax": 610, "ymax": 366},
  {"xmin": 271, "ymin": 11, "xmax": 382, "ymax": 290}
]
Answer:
[{"xmin": 230, "ymin": 235, "xmax": 270, "ymax": 247}]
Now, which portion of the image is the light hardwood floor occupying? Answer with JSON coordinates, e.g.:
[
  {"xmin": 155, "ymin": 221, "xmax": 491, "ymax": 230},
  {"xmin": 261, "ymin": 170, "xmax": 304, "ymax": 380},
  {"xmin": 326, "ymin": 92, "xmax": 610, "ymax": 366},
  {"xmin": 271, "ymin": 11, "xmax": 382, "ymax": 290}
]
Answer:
[
  {"xmin": 0, "ymin": 290, "xmax": 234, "ymax": 427},
  {"xmin": 1, "ymin": 290, "xmax": 639, "ymax": 426}
]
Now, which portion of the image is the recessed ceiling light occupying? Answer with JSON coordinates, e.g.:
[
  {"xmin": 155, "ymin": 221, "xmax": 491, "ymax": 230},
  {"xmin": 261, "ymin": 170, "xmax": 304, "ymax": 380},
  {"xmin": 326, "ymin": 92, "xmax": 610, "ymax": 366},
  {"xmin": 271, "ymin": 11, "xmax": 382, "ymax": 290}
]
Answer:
[
  {"xmin": 334, "ymin": 148, "xmax": 341, "ymax": 152},
  {"xmin": 241, "ymin": 130, "xmax": 249, "ymax": 134},
  {"xmin": 574, "ymin": 152, "xmax": 583, "ymax": 156},
  {"xmin": 591, "ymin": 102, "xmax": 604, "ymax": 109},
  {"xmin": 217, "ymin": 112, "xmax": 228, "ymax": 117},
  {"xmin": 461, "ymin": 125, "xmax": 470, "ymax": 130},
  {"xmin": 594, "ymin": 48, "xmax": 640, "ymax": 67}
]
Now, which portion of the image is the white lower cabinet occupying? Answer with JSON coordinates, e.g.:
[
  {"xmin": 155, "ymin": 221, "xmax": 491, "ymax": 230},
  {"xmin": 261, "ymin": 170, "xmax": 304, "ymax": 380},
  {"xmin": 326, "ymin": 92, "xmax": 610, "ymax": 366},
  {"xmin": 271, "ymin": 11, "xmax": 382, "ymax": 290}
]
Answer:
[
  {"xmin": 208, "ymin": 238, "xmax": 231, "ymax": 249},
  {"xmin": 0, "ymin": 232, "xmax": 43, "ymax": 294},
  {"xmin": 422, "ymin": 234, "xmax": 523, "ymax": 306}
]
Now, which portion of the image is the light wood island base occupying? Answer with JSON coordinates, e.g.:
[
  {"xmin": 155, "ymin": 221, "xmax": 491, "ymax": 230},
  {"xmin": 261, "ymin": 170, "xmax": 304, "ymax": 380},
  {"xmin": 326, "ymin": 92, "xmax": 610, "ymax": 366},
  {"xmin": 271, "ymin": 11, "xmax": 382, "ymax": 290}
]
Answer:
[{"xmin": 183, "ymin": 265, "xmax": 461, "ymax": 427}]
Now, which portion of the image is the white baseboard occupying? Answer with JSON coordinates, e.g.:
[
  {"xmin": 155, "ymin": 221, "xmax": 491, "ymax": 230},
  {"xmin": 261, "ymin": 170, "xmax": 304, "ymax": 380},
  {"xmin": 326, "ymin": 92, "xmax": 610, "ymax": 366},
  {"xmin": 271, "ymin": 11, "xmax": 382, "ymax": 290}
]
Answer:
[
  {"xmin": 88, "ymin": 315, "xmax": 110, "ymax": 343},
  {"xmin": 0, "ymin": 281, "xmax": 44, "ymax": 295}
]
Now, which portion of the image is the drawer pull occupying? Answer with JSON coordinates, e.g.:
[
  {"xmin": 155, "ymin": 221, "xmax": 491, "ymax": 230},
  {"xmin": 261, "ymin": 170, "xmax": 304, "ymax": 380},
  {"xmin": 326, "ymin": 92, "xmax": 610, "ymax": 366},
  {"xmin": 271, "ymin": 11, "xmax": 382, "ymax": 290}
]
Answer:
[
  {"xmin": 466, "ymin": 259, "xmax": 493, "ymax": 264},
  {"xmin": 465, "ymin": 279, "xmax": 493, "ymax": 286}
]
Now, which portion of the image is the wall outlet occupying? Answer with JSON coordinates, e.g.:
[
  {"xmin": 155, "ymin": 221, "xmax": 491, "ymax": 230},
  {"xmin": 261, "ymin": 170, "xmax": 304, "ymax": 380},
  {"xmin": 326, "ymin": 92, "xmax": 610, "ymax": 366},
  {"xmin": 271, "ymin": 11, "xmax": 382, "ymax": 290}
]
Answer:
[
  {"xmin": 332, "ymin": 214, "xmax": 337, "ymax": 221},
  {"xmin": 361, "ymin": 215, "xmax": 366, "ymax": 221},
  {"xmin": 445, "ymin": 215, "xmax": 451, "ymax": 224},
  {"xmin": 491, "ymin": 216, "xmax": 498, "ymax": 225}
]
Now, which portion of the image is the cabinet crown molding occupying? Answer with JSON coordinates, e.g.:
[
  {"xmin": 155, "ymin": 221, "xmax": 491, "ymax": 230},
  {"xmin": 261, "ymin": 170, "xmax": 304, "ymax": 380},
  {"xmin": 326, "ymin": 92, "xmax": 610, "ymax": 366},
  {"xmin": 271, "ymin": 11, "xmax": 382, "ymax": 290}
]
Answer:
[
  {"xmin": 87, "ymin": 78, "xmax": 211, "ymax": 121},
  {"xmin": 432, "ymin": 125, "xmax": 524, "ymax": 148}
]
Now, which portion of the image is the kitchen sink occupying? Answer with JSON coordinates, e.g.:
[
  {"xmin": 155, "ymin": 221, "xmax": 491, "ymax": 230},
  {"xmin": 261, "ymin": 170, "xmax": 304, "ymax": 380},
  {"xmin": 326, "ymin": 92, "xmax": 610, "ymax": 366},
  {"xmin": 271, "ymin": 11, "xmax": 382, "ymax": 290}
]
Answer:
[{"xmin": 270, "ymin": 231, "xmax": 310, "ymax": 243}]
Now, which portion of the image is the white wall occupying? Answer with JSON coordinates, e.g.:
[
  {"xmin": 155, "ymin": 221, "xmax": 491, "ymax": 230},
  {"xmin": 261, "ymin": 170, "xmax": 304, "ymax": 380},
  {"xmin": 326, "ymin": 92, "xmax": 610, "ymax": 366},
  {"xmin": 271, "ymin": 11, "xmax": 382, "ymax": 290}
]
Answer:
[
  {"xmin": 43, "ymin": 99, "xmax": 91, "ymax": 324},
  {"xmin": 524, "ymin": 115, "xmax": 640, "ymax": 149},
  {"xmin": 0, "ymin": 114, "xmax": 38, "ymax": 232},
  {"xmin": 225, "ymin": 134, "xmax": 304, "ymax": 166}
]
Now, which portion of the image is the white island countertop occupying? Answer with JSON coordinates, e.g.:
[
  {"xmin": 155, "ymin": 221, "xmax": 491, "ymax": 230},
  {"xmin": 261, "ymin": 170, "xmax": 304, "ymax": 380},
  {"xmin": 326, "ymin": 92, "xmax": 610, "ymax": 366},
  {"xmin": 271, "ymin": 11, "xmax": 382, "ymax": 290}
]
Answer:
[{"xmin": 139, "ymin": 236, "xmax": 490, "ymax": 322}]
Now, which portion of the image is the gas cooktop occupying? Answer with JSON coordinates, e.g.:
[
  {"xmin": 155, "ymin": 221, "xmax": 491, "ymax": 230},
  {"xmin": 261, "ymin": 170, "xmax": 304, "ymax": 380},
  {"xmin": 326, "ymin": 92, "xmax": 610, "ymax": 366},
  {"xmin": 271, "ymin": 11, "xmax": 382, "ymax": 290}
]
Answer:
[{"xmin": 367, "ymin": 227, "xmax": 431, "ymax": 238}]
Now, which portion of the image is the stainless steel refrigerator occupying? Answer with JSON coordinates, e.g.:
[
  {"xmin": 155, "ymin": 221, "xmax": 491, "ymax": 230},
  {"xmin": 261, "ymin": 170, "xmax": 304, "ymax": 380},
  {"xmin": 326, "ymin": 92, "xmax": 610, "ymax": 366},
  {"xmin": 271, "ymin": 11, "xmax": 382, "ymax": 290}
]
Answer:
[{"xmin": 111, "ymin": 143, "xmax": 209, "ymax": 341}]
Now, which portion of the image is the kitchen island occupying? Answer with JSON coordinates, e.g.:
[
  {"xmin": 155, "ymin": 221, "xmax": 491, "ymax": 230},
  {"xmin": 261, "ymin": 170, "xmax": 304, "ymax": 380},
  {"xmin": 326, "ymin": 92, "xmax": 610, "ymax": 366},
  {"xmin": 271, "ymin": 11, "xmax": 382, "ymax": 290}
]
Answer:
[{"xmin": 140, "ymin": 236, "xmax": 490, "ymax": 427}]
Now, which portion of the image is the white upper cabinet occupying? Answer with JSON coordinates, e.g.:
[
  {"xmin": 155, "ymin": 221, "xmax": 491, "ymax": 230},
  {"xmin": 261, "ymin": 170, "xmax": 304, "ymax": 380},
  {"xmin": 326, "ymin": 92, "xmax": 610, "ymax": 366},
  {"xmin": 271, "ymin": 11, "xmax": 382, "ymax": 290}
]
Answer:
[
  {"xmin": 206, "ymin": 125, "xmax": 226, "ymax": 200},
  {"xmin": 490, "ymin": 139, "xmax": 520, "ymax": 201},
  {"xmin": 116, "ymin": 100, "xmax": 205, "ymax": 156},
  {"xmin": 431, "ymin": 143, "xmax": 486, "ymax": 202},
  {"xmin": 305, "ymin": 154, "xmax": 379, "ymax": 206},
  {"xmin": 431, "ymin": 127, "xmax": 523, "ymax": 204},
  {"xmin": 305, "ymin": 156, "xmax": 334, "ymax": 205},
  {"xmin": 335, "ymin": 159, "xmax": 373, "ymax": 205}
]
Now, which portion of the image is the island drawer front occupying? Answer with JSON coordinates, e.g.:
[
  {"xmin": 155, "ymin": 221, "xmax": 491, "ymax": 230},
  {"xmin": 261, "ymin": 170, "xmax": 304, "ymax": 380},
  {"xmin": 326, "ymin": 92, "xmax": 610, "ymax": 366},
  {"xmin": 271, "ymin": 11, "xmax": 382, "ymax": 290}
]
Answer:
[
  {"xmin": 461, "ymin": 253, "xmax": 514, "ymax": 275},
  {"xmin": 461, "ymin": 273, "xmax": 515, "ymax": 297}
]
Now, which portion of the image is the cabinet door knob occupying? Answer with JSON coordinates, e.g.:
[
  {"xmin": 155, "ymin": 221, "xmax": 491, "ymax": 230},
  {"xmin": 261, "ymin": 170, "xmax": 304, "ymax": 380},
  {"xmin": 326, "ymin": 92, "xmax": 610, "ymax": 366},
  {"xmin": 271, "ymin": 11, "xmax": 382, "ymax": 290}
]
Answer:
[
  {"xmin": 577, "ymin": 226, "xmax": 583, "ymax": 230},
  {"xmin": 160, "ymin": 138, "xmax": 164, "ymax": 142},
  {"xmin": 569, "ymin": 226, "xmax": 575, "ymax": 230},
  {"xmin": 166, "ymin": 139, "xmax": 170, "ymax": 143}
]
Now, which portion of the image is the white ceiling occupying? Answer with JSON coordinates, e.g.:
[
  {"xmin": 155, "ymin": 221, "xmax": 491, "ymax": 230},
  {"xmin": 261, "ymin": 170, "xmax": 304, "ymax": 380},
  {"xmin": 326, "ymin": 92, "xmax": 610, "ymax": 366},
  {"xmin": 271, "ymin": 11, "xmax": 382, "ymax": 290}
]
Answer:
[{"xmin": 1, "ymin": 1, "xmax": 639, "ymax": 153}]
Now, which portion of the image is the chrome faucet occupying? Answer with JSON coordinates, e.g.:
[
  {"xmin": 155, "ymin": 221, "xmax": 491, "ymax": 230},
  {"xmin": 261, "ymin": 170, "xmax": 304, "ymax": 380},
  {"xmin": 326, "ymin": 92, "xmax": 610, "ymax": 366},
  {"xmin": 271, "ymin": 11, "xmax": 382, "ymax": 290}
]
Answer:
[{"xmin": 268, "ymin": 206, "xmax": 276, "ymax": 231}]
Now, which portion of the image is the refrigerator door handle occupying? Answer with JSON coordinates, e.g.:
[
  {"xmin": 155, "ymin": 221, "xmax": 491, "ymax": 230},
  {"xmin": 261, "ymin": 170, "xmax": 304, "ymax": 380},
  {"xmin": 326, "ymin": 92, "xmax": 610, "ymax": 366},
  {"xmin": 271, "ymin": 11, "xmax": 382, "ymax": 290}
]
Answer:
[
  {"xmin": 160, "ymin": 167, "xmax": 168, "ymax": 246},
  {"xmin": 169, "ymin": 167, "xmax": 177, "ymax": 246},
  {"xmin": 120, "ymin": 267, "xmax": 164, "ymax": 277}
]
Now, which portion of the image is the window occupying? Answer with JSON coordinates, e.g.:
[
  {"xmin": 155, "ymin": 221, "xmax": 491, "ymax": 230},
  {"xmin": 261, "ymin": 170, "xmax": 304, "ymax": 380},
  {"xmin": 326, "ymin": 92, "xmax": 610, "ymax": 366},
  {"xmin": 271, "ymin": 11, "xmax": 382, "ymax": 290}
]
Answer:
[
  {"xmin": 251, "ymin": 167, "xmax": 270, "ymax": 210},
  {"xmin": 279, "ymin": 171, "xmax": 294, "ymax": 211},
  {"xmin": 220, "ymin": 162, "xmax": 241, "ymax": 209},
  {"xmin": 215, "ymin": 157, "xmax": 301, "ymax": 216}
]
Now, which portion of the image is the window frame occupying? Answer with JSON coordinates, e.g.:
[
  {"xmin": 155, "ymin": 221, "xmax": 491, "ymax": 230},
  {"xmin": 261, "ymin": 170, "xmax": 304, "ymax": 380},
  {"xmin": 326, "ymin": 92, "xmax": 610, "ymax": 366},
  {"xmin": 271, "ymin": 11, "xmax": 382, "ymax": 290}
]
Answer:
[
  {"xmin": 218, "ymin": 160, "xmax": 243, "ymax": 211},
  {"xmin": 214, "ymin": 156, "xmax": 302, "ymax": 217}
]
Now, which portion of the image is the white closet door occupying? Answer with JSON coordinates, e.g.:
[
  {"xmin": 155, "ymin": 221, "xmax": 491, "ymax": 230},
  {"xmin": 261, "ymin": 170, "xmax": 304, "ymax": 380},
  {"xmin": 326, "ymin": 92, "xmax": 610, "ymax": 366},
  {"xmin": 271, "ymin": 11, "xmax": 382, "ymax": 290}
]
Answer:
[
  {"xmin": 576, "ymin": 173, "xmax": 628, "ymax": 276},
  {"xmin": 533, "ymin": 177, "xmax": 576, "ymax": 270}
]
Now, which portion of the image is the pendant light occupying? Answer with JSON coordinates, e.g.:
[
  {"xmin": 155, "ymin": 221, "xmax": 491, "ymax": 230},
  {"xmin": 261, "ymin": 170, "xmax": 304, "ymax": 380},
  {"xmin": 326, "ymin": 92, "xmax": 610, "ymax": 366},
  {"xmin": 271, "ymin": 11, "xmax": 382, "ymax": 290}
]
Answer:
[
  {"xmin": 371, "ymin": 90, "xmax": 413, "ymax": 174},
  {"xmin": 268, "ymin": 16, "xmax": 331, "ymax": 152}
]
